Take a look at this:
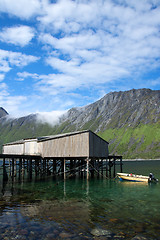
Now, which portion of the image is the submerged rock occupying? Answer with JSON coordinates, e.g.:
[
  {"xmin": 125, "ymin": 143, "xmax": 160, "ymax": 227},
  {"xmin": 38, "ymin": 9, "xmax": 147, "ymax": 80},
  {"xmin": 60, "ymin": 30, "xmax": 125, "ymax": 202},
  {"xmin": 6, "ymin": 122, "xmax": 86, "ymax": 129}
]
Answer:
[
  {"xmin": 131, "ymin": 234, "xmax": 148, "ymax": 240},
  {"xmin": 91, "ymin": 228, "xmax": 112, "ymax": 237}
]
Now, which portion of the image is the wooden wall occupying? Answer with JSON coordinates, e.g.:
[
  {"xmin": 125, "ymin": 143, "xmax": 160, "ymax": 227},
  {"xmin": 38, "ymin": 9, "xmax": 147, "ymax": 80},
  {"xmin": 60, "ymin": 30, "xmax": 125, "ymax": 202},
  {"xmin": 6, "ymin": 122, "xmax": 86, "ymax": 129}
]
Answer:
[
  {"xmin": 41, "ymin": 131, "xmax": 90, "ymax": 158},
  {"xmin": 24, "ymin": 140, "xmax": 39, "ymax": 155},
  {"xmin": 3, "ymin": 139, "xmax": 40, "ymax": 156},
  {"xmin": 3, "ymin": 143, "xmax": 24, "ymax": 155},
  {"xmin": 89, "ymin": 131, "xmax": 109, "ymax": 158}
]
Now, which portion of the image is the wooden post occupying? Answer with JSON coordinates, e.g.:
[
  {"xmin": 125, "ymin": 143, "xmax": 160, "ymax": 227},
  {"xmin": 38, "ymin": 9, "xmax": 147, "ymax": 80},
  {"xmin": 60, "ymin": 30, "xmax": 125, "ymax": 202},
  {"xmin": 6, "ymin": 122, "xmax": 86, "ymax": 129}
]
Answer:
[
  {"xmin": 47, "ymin": 159, "xmax": 50, "ymax": 175},
  {"xmin": 64, "ymin": 158, "xmax": 66, "ymax": 180},
  {"xmin": 106, "ymin": 159, "xmax": 108, "ymax": 178},
  {"xmin": 101, "ymin": 159, "xmax": 103, "ymax": 177},
  {"xmin": 86, "ymin": 158, "xmax": 89, "ymax": 180},
  {"xmin": 19, "ymin": 158, "xmax": 22, "ymax": 181},
  {"xmin": 109, "ymin": 160, "xmax": 112, "ymax": 178},
  {"xmin": 53, "ymin": 159, "xmax": 56, "ymax": 176},
  {"xmin": 120, "ymin": 157, "xmax": 123, "ymax": 173},
  {"xmin": 12, "ymin": 158, "xmax": 14, "ymax": 179},
  {"xmin": 22, "ymin": 158, "xmax": 25, "ymax": 179},
  {"xmin": 74, "ymin": 159, "xmax": 76, "ymax": 177},
  {"xmin": 29, "ymin": 158, "xmax": 32, "ymax": 180},
  {"xmin": 43, "ymin": 158, "xmax": 46, "ymax": 175},
  {"xmin": 97, "ymin": 159, "xmax": 100, "ymax": 178},
  {"xmin": 3, "ymin": 157, "xmax": 8, "ymax": 182},
  {"xmin": 78, "ymin": 159, "xmax": 81, "ymax": 177},
  {"xmin": 27, "ymin": 159, "xmax": 29, "ymax": 172},
  {"xmin": 113, "ymin": 158, "xmax": 116, "ymax": 178},
  {"xmin": 80, "ymin": 159, "xmax": 83, "ymax": 178},
  {"xmin": 35, "ymin": 159, "xmax": 38, "ymax": 177},
  {"xmin": 14, "ymin": 158, "xmax": 17, "ymax": 177},
  {"xmin": 90, "ymin": 159, "xmax": 94, "ymax": 178},
  {"xmin": 9, "ymin": 158, "xmax": 11, "ymax": 176}
]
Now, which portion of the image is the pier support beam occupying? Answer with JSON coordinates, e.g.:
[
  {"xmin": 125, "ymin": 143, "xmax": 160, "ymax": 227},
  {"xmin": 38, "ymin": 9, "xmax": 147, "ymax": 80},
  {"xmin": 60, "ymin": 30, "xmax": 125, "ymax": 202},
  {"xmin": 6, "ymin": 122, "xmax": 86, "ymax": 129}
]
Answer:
[
  {"xmin": 64, "ymin": 158, "xmax": 66, "ymax": 180},
  {"xmin": 19, "ymin": 158, "xmax": 22, "ymax": 181},
  {"xmin": 86, "ymin": 158, "xmax": 89, "ymax": 180},
  {"xmin": 120, "ymin": 157, "xmax": 123, "ymax": 173},
  {"xmin": 3, "ymin": 157, "xmax": 8, "ymax": 182},
  {"xmin": 106, "ymin": 159, "xmax": 108, "ymax": 178}
]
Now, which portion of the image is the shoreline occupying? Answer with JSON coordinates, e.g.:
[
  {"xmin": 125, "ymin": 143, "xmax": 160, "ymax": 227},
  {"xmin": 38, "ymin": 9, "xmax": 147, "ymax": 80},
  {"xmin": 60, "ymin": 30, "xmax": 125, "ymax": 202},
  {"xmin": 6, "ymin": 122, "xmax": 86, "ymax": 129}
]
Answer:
[{"xmin": 123, "ymin": 159, "xmax": 160, "ymax": 161}]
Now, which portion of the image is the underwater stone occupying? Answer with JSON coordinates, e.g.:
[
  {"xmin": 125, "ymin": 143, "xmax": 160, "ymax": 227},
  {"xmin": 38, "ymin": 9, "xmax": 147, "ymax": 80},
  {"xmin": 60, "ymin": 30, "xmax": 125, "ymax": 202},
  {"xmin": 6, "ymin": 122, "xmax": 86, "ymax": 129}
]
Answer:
[
  {"xmin": 131, "ymin": 235, "xmax": 148, "ymax": 240},
  {"xmin": 91, "ymin": 228, "xmax": 112, "ymax": 237}
]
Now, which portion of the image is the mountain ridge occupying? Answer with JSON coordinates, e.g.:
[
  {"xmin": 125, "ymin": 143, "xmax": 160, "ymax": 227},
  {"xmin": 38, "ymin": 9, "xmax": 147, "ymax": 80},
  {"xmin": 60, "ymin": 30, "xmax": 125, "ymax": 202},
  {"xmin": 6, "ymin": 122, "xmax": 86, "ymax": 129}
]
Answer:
[{"xmin": 0, "ymin": 88, "xmax": 160, "ymax": 159}]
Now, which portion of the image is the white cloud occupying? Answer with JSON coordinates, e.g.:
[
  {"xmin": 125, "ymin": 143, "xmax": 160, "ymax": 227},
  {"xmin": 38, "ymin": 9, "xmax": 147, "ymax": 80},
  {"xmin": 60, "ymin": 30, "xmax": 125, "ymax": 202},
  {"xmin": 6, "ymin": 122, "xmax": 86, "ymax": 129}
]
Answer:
[
  {"xmin": 0, "ymin": 74, "xmax": 5, "ymax": 81},
  {"xmin": 37, "ymin": 0, "xmax": 160, "ymax": 93},
  {"xmin": 36, "ymin": 110, "xmax": 67, "ymax": 126},
  {"xmin": 0, "ymin": 0, "xmax": 160, "ymax": 115},
  {"xmin": 17, "ymin": 71, "xmax": 39, "ymax": 81},
  {"xmin": 0, "ymin": 0, "xmax": 42, "ymax": 19},
  {"xmin": 0, "ymin": 25, "xmax": 35, "ymax": 47},
  {"xmin": 0, "ymin": 49, "xmax": 39, "ymax": 73},
  {"xmin": 0, "ymin": 81, "xmax": 27, "ymax": 116}
]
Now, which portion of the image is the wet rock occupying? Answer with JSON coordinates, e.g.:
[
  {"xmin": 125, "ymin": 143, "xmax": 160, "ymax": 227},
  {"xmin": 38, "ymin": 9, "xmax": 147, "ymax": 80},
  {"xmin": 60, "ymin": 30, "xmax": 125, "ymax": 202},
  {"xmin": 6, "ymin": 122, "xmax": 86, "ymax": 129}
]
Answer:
[
  {"xmin": 131, "ymin": 234, "xmax": 148, "ymax": 240},
  {"xmin": 19, "ymin": 229, "xmax": 28, "ymax": 235},
  {"xmin": 91, "ymin": 228, "xmax": 112, "ymax": 237},
  {"xmin": 113, "ymin": 234, "xmax": 126, "ymax": 239},
  {"xmin": 59, "ymin": 231, "xmax": 73, "ymax": 238},
  {"xmin": 45, "ymin": 233, "xmax": 56, "ymax": 240},
  {"xmin": 109, "ymin": 218, "xmax": 118, "ymax": 223}
]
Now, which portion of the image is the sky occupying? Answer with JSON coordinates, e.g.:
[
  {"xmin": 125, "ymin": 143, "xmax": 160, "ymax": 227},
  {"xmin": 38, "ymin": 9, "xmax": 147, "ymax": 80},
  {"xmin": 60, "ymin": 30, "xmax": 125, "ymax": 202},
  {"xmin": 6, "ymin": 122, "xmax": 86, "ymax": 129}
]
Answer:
[{"xmin": 0, "ymin": 0, "xmax": 160, "ymax": 119}]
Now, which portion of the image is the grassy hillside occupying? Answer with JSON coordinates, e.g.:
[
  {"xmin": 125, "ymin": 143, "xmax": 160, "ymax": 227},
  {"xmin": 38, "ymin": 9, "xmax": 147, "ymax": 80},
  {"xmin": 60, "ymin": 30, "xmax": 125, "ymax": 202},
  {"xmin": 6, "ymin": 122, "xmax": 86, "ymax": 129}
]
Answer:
[{"xmin": 99, "ymin": 123, "xmax": 160, "ymax": 159}]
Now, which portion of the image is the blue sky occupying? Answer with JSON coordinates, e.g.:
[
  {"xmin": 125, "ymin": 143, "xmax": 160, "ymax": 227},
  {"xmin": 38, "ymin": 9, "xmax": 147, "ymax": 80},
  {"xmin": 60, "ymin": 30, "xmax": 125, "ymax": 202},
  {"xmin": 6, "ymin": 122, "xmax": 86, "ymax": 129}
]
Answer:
[{"xmin": 0, "ymin": 0, "xmax": 160, "ymax": 120}]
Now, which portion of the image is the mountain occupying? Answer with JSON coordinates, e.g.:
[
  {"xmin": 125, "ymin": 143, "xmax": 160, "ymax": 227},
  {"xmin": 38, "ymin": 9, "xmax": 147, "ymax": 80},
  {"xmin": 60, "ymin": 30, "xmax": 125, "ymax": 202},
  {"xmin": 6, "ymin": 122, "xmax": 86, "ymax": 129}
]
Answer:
[
  {"xmin": 0, "ymin": 88, "xmax": 160, "ymax": 159},
  {"xmin": 0, "ymin": 107, "xmax": 8, "ymax": 118}
]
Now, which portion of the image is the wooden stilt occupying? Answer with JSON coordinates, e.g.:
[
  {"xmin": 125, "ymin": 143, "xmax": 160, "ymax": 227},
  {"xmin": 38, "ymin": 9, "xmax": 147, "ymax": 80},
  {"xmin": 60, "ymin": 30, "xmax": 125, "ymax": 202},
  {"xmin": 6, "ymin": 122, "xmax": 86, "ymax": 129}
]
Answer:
[
  {"xmin": 120, "ymin": 157, "xmax": 123, "ymax": 172},
  {"xmin": 22, "ymin": 158, "xmax": 25, "ymax": 179},
  {"xmin": 14, "ymin": 158, "xmax": 17, "ymax": 177},
  {"xmin": 47, "ymin": 159, "xmax": 50, "ymax": 175},
  {"xmin": 35, "ymin": 159, "xmax": 38, "ymax": 177},
  {"xmin": 12, "ymin": 158, "xmax": 14, "ymax": 179},
  {"xmin": 97, "ymin": 159, "xmax": 100, "ymax": 178},
  {"xmin": 3, "ymin": 157, "xmax": 8, "ymax": 181},
  {"xmin": 109, "ymin": 160, "xmax": 112, "ymax": 178},
  {"xmin": 101, "ymin": 159, "xmax": 103, "ymax": 177},
  {"xmin": 113, "ymin": 158, "xmax": 116, "ymax": 178},
  {"xmin": 106, "ymin": 158, "xmax": 108, "ymax": 178},
  {"xmin": 90, "ymin": 158, "xmax": 94, "ymax": 178},
  {"xmin": 86, "ymin": 158, "xmax": 89, "ymax": 180},
  {"xmin": 29, "ymin": 158, "xmax": 32, "ymax": 180},
  {"xmin": 27, "ymin": 159, "xmax": 29, "ymax": 172},
  {"xmin": 9, "ymin": 158, "xmax": 11, "ymax": 176},
  {"xmin": 19, "ymin": 158, "xmax": 22, "ymax": 181},
  {"xmin": 53, "ymin": 159, "xmax": 56, "ymax": 176},
  {"xmin": 64, "ymin": 158, "xmax": 66, "ymax": 180}
]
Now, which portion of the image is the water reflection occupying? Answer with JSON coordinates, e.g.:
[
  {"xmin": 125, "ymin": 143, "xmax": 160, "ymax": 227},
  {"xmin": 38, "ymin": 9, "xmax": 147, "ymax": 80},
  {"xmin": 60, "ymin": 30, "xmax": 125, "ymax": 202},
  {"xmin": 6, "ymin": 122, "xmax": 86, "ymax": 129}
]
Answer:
[{"xmin": 0, "ymin": 160, "xmax": 160, "ymax": 239}]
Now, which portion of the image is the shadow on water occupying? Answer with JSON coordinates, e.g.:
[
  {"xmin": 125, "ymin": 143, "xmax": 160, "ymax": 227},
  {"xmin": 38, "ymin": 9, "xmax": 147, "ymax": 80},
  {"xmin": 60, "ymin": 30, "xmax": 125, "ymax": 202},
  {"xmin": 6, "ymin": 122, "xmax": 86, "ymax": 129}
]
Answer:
[{"xmin": 0, "ymin": 160, "xmax": 160, "ymax": 239}]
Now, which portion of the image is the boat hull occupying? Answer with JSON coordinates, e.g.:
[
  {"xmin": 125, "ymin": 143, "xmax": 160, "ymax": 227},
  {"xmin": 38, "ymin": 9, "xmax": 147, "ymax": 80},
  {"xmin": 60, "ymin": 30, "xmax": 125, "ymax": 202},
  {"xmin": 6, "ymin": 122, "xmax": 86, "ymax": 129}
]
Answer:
[{"xmin": 117, "ymin": 173, "xmax": 149, "ymax": 182}]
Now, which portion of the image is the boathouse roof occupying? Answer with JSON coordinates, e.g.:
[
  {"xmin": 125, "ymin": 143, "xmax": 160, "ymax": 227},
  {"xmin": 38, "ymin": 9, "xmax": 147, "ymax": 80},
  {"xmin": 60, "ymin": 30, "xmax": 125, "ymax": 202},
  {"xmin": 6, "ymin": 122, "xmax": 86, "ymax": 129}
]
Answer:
[{"xmin": 4, "ymin": 130, "xmax": 109, "ymax": 145}]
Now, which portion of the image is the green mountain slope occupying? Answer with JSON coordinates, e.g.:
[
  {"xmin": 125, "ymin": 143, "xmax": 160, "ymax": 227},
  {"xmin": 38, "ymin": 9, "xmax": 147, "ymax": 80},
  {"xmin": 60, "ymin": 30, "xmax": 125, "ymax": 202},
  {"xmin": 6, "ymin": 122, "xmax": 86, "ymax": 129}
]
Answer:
[{"xmin": 0, "ymin": 88, "xmax": 159, "ymax": 159}]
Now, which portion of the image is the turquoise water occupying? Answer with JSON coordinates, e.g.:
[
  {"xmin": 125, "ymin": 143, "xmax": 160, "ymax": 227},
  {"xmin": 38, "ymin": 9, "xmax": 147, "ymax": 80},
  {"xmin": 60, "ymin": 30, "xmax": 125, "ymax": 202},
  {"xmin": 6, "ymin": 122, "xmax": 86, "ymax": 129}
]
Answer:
[{"xmin": 0, "ymin": 160, "xmax": 160, "ymax": 239}]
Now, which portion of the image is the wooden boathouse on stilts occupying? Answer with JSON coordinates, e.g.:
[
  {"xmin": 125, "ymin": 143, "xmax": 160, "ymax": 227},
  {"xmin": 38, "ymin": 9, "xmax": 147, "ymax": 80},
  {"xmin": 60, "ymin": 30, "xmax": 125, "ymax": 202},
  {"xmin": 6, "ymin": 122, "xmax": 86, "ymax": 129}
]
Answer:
[{"xmin": 1, "ymin": 130, "xmax": 123, "ymax": 182}]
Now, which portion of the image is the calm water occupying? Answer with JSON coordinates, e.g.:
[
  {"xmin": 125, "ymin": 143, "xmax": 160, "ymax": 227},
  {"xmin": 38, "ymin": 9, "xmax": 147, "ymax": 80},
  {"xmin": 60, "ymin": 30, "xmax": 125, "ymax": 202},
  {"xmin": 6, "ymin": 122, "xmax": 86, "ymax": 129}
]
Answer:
[{"xmin": 0, "ymin": 160, "xmax": 160, "ymax": 239}]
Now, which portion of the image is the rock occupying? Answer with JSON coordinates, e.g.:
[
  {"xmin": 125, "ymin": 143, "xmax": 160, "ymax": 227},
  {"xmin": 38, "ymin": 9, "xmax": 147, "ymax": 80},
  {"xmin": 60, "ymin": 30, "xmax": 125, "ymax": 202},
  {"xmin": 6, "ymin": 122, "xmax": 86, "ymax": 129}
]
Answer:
[
  {"xmin": 91, "ymin": 228, "xmax": 112, "ymax": 237},
  {"xmin": 59, "ymin": 231, "xmax": 72, "ymax": 238},
  {"xmin": 131, "ymin": 234, "xmax": 148, "ymax": 240},
  {"xmin": 45, "ymin": 233, "xmax": 56, "ymax": 240},
  {"xmin": 114, "ymin": 234, "xmax": 126, "ymax": 240}
]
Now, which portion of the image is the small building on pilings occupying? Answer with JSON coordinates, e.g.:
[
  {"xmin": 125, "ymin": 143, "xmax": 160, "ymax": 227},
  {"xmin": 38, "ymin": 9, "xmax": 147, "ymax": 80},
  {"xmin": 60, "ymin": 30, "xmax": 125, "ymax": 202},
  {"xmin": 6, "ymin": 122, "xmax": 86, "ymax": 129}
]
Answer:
[{"xmin": 2, "ymin": 130, "xmax": 122, "ymax": 181}]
